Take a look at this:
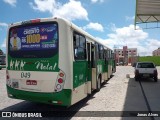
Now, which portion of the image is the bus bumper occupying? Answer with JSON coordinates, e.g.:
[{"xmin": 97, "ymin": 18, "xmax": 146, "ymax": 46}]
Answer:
[{"xmin": 7, "ymin": 85, "xmax": 71, "ymax": 107}]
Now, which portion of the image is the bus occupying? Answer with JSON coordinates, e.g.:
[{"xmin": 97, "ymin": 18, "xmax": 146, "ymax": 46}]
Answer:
[{"xmin": 6, "ymin": 17, "xmax": 116, "ymax": 107}]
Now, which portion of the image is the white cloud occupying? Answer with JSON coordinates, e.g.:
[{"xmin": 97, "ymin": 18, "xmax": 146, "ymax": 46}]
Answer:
[
  {"xmin": 0, "ymin": 22, "xmax": 8, "ymax": 27},
  {"xmin": 0, "ymin": 22, "xmax": 8, "ymax": 31},
  {"xmin": 30, "ymin": 0, "xmax": 88, "ymax": 21},
  {"xmin": 109, "ymin": 23, "xmax": 117, "ymax": 31},
  {"xmin": 29, "ymin": 0, "xmax": 56, "ymax": 13},
  {"xmin": 125, "ymin": 16, "xmax": 135, "ymax": 21},
  {"xmin": 146, "ymin": 39, "xmax": 160, "ymax": 47},
  {"xmin": 96, "ymin": 24, "xmax": 160, "ymax": 56},
  {"xmin": 83, "ymin": 22, "xmax": 104, "ymax": 32},
  {"xmin": 1, "ymin": 39, "xmax": 6, "ymax": 48},
  {"xmin": 3, "ymin": 0, "xmax": 17, "ymax": 6},
  {"xmin": 91, "ymin": 0, "xmax": 104, "ymax": 3},
  {"xmin": 54, "ymin": 0, "xmax": 88, "ymax": 21},
  {"xmin": 108, "ymin": 25, "xmax": 148, "ymax": 41}
]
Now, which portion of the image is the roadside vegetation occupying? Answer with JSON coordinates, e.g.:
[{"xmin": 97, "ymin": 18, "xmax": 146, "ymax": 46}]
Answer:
[{"xmin": 138, "ymin": 56, "xmax": 160, "ymax": 66}]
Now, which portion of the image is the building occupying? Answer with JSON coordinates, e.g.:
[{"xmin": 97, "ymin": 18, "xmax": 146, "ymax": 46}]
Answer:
[
  {"xmin": 114, "ymin": 47, "xmax": 137, "ymax": 65},
  {"xmin": 152, "ymin": 48, "xmax": 160, "ymax": 56}
]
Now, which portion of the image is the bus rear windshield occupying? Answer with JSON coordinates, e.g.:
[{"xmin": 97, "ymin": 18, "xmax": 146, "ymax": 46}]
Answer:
[{"xmin": 8, "ymin": 22, "xmax": 58, "ymax": 58}]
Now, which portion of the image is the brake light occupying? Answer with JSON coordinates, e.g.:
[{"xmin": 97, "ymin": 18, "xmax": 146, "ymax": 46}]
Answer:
[
  {"xmin": 59, "ymin": 72, "xmax": 64, "ymax": 77},
  {"xmin": 21, "ymin": 19, "xmax": 40, "ymax": 25},
  {"xmin": 54, "ymin": 70, "xmax": 66, "ymax": 92},
  {"xmin": 31, "ymin": 19, "xmax": 40, "ymax": 23},
  {"xmin": 58, "ymin": 78, "xmax": 63, "ymax": 83},
  {"xmin": 57, "ymin": 101, "xmax": 62, "ymax": 104}
]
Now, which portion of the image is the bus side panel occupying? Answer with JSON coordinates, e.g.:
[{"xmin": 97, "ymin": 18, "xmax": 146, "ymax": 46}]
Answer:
[
  {"xmin": 113, "ymin": 59, "xmax": 116, "ymax": 73},
  {"xmin": 71, "ymin": 84, "xmax": 87, "ymax": 105},
  {"xmin": 73, "ymin": 61, "xmax": 87, "ymax": 88},
  {"xmin": 97, "ymin": 60, "xmax": 103, "ymax": 74},
  {"xmin": 58, "ymin": 20, "xmax": 72, "ymax": 90},
  {"xmin": 91, "ymin": 68, "xmax": 97, "ymax": 90},
  {"xmin": 97, "ymin": 59, "xmax": 105, "ymax": 82},
  {"xmin": 108, "ymin": 60, "xmax": 112, "ymax": 78},
  {"xmin": 111, "ymin": 59, "xmax": 114, "ymax": 74},
  {"xmin": 71, "ymin": 61, "xmax": 87, "ymax": 105},
  {"xmin": 102, "ymin": 60, "xmax": 106, "ymax": 82},
  {"xmin": 103, "ymin": 60, "xmax": 108, "ymax": 82}
]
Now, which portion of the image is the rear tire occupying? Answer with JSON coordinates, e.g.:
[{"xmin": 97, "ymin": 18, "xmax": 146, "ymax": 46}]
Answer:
[
  {"xmin": 154, "ymin": 76, "xmax": 158, "ymax": 82},
  {"xmin": 135, "ymin": 76, "xmax": 138, "ymax": 81},
  {"xmin": 95, "ymin": 77, "xmax": 101, "ymax": 92}
]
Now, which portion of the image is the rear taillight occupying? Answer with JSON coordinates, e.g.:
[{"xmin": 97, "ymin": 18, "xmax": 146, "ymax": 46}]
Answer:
[
  {"xmin": 54, "ymin": 70, "xmax": 66, "ymax": 92},
  {"xmin": 135, "ymin": 69, "xmax": 139, "ymax": 75},
  {"xmin": 31, "ymin": 19, "xmax": 40, "ymax": 23},
  {"xmin": 58, "ymin": 78, "xmax": 63, "ymax": 83},
  {"xmin": 21, "ymin": 19, "xmax": 40, "ymax": 25},
  {"xmin": 59, "ymin": 72, "xmax": 64, "ymax": 77},
  {"xmin": 154, "ymin": 70, "xmax": 158, "ymax": 75}
]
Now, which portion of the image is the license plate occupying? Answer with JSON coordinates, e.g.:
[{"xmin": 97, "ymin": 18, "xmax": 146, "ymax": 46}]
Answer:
[
  {"xmin": 12, "ymin": 82, "xmax": 19, "ymax": 88},
  {"xmin": 26, "ymin": 80, "xmax": 37, "ymax": 85},
  {"xmin": 143, "ymin": 74, "xmax": 149, "ymax": 77}
]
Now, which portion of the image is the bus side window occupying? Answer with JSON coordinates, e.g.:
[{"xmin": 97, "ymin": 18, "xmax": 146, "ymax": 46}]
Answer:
[
  {"xmin": 91, "ymin": 44, "xmax": 95, "ymax": 68},
  {"xmin": 100, "ymin": 45, "xmax": 104, "ymax": 59},
  {"xmin": 73, "ymin": 32, "xmax": 86, "ymax": 60},
  {"xmin": 108, "ymin": 50, "xmax": 111, "ymax": 60},
  {"xmin": 98, "ymin": 44, "xmax": 104, "ymax": 60},
  {"xmin": 104, "ymin": 50, "xmax": 107, "ymax": 64},
  {"xmin": 94, "ymin": 43, "xmax": 98, "ymax": 60},
  {"xmin": 73, "ymin": 35, "xmax": 76, "ymax": 47}
]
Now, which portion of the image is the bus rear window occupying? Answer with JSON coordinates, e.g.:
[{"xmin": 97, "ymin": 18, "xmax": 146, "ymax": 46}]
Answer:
[{"xmin": 8, "ymin": 22, "xmax": 58, "ymax": 58}]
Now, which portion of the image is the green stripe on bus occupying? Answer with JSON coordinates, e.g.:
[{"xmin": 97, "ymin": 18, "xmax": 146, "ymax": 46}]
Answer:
[{"xmin": 7, "ymin": 54, "xmax": 59, "ymax": 72}]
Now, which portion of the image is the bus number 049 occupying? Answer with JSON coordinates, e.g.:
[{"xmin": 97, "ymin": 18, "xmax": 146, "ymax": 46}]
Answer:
[{"xmin": 21, "ymin": 72, "xmax": 31, "ymax": 78}]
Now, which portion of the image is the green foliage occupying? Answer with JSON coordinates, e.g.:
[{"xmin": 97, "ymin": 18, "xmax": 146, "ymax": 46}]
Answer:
[{"xmin": 138, "ymin": 56, "xmax": 160, "ymax": 66}]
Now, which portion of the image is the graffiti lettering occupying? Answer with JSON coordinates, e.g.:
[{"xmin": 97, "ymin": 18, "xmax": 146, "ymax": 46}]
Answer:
[
  {"xmin": 35, "ymin": 61, "xmax": 57, "ymax": 71},
  {"xmin": 10, "ymin": 60, "xmax": 26, "ymax": 70}
]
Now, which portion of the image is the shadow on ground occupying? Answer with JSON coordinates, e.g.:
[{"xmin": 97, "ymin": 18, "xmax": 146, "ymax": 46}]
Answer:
[{"xmin": 121, "ymin": 76, "xmax": 160, "ymax": 120}]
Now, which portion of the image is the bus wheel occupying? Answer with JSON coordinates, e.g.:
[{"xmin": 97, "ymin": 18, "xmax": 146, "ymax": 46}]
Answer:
[{"xmin": 96, "ymin": 77, "xmax": 101, "ymax": 92}]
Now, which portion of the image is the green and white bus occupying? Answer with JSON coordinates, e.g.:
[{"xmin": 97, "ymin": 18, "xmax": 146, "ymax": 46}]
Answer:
[{"xmin": 6, "ymin": 17, "xmax": 116, "ymax": 107}]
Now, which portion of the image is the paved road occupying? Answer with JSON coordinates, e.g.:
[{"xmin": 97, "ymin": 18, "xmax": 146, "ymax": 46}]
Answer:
[{"xmin": 0, "ymin": 66, "xmax": 160, "ymax": 120}]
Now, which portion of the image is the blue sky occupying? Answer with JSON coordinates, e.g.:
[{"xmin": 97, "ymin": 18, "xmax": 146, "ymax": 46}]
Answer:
[{"xmin": 0, "ymin": 0, "xmax": 160, "ymax": 56}]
